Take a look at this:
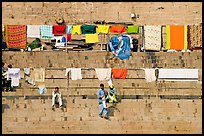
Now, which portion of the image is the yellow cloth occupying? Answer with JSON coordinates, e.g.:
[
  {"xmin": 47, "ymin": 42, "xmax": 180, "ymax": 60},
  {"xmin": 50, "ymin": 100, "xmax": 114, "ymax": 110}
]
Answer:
[
  {"xmin": 85, "ymin": 34, "xmax": 99, "ymax": 43},
  {"xmin": 166, "ymin": 25, "xmax": 170, "ymax": 50},
  {"xmin": 97, "ymin": 25, "xmax": 110, "ymax": 34},
  {"xmin": 72, "ymin": 25, "xmax": 82, "ymax": 35}
]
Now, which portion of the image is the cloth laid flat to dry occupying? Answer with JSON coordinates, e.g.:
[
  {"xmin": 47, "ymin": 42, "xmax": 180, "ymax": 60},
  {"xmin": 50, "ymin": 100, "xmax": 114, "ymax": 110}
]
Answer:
[
  {"xmin": 112, "ymin": 68, "xmax": 128, "ymax": 79},
  {"xmin": 126, "ymin": 25, "xmax": 139, "ymax": 34},
  {"xmin": 109, "ymin": 25, "xmax": 126, "ymax": 33},
  {"xmin": 5, "ymin": 25, "xmax": 27, "ymax": 49},
  {"xmin": 24, "ymin": 68, "xmax": 30, "ymax": 76},
  {"xmin": 38, "ymin": 82, "xmax": 46, "ymax": 94},
  {"xmin": 188, "ymin": 24, "xmax": 202, "ymax": 49},
  {"xmin": 66, "ymin": 25, "xmax": 72, "ymax": 34},
  {"xmin": 72, "ymin": 25, "xmax": 82, "ymax": 35},
  {"xmin": 166, "ymin": 25, "xmax": 188, "ymax": 51},
  {"xmin": 144, "ymin": 25, "xmax": 161, "ymax": 51},
  {"xmin": 33, "ymin": 68, "xmax": 45, "ymax": 82},
  {"xmin": 95, "ymin": 68, "xmax": 112, "ymax": 81},
  {"xmin": 65, "ymin": 68, "xmax": 82, "ymax": 80},
  {"xmin": 53, "ymin": 25, "xmax": 66, "ymax": 35},
  {"xmin": 97, "ymin": 25, "xmax": 110, "ymax": 34},
  {"xmin": 40, "ymin": 25, "xmax": 53, "ymax": 39},
  {"xmin": 158, "ymin": 69, "xmax": 198, "ymax": 81},
  {"xmin": 81, "ymin": 25, "xmax": 97, "ymax": 34},
  {"xmin": 85, "ymin": 34, "xmax": 99, "ymax": 43},
  {"xmin": 8, "ymin": 68, "xmax": 21, "ymax": 87},
  {"xmin": 143, "ymin": 69, "xmax": 156, "ymax": 82},
  {"xmin": 27, "ymin": 25, "xmax": 41, "ymax": 38}
]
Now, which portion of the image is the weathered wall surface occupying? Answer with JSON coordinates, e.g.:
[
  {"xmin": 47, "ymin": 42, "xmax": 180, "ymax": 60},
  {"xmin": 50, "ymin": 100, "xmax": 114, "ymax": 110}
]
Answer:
[
  {"xmin": 2, "ymin": 51, "xmax": 202, "ymax": 134},
  {"xmin": 2, "ymin": 2, "xmax": 202, "ymax": 25}
]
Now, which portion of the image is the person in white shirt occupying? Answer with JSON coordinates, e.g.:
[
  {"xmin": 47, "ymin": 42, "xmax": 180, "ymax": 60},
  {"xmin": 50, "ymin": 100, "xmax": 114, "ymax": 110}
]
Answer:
[{"xmin": 52, "ymin": 87, "xmax": 63, "ymax": 111}]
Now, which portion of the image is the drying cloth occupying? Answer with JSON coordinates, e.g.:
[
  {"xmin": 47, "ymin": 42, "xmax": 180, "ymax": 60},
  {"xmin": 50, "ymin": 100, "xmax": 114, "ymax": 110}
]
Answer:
[
  {"xmin": 72, "ymin": 25, "xmax": 82, "ymax": 35},
  {"xmin": 27, "ymin": 25, "xmax": 40, "ymax": 38},
  {"xmin": 95, "ymin": 68, "xmax": 112, "ymax": 81},
  {"xmin": 25, "ymin": 77, "xmax": 36, "ymax": 86},
  {"xmin": 110, "ymin": 25, "xmax": 126, "ymax": 33},
  {"xmin": 38, "ymin": 87, "xmax": 46, "ymax": 94},
  {"xmin": 144, "ymin": 25, "xmax": 161, "ymax": 51},
  {"xmin": 40, "ymin": 25, "xmax": 53, "ymax": 39},
  {"xmin": 33, "ymin": 68, "xmax": 45, "ymax": 82},
  {"xmin": 188, "ymin": 24, "xmax": 202, "ymax": 49},
  {"xmin": 66, "ymin": 25, "xmax": 72, "ymax": 34},
  {"xmin": 24, "ymin": 68, "xmax": 30, "ymax": 76},
  {"xmin": 53, "ymin": 25, "xmax": 66, "ymax": 35},
  {"xmin": 108, "ymin": 35, "xmax": 131, "ymax": 60},
  {"xmin": 166, "ymin": 25, "xmax": 188, "ymax": 51},
  {"xmin": 107, "ymin": 79, "xmax": 113, "ymax": 86},
  {"xmin": 5, "ymin": 25, "xmax": 27, "ymax": 49},
  {"xmin": 85, "ymin": 34, "xmax": 99, "ymax": 43},
  {"xmin": 11, "ymin": 77, "xmax": 20, "ymax": 87},
  {"xmin": 158, "ymin": 69, "xmax": 198, "ymax": 80},
  {"xmin": 97, "ymin": 25, "xmax": 110, "ymax": 34},
  {"xmin": 81, "ymin": 25, "xmax": 97, "ymax": 34},
  {"xmin": 126, "ymin": 25, "xmax": 139, "ymax": 34},
  {"xmin": 112, "ymin": 68, "xmax": 128, "ymax": 79},
  {"xmin": 54, "ymin": 36, "xmax": 65, "ymax": 47},
  {"xmin": 143, "ymin": 69, "xmax": 156, "ymax": 82},
  {"xmin": 65, "ymin": 68, "xmax": 82, "ymax": 80},
  {"xmin": 67, "ymin": 34, "xmax": 72, "ymax": 42},
  {"xmin": 8, "ymin": 68, "xmax": 21, "ymax": 79}
]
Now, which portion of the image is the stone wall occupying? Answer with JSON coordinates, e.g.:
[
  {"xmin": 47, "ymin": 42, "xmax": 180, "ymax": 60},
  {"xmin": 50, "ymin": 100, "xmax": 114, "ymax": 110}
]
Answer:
[{"xmin": 2, "ymin": 2, "xmax": 202, "ymax": 25}]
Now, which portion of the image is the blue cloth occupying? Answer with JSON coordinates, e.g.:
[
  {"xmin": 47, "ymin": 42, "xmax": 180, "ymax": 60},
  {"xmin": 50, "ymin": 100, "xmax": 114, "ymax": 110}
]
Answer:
[
  {"xmin": 98, "ymin": 88, "xmax": 105, "ymax": 103},
  {"xmin": 38, "ymin": 87, "xmax": 46, "ymax": 94},
  {"xmin": 40, "ymin": 25, "xmax": 53, "ymax": 39},
  {"xmin": 108, "ymin": 35, "xmax": 131, "ymax": 60},
  {"xmin": 61, "ymin": 36, "xmax": 66, "ymax": 43},
  {"xmin": 66, "ymin": 25, "xmax": 72, "ymax": 34}
]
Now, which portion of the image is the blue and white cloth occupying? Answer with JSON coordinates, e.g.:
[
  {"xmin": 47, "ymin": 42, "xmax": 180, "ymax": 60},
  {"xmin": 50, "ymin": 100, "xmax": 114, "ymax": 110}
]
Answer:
[
  {"xmin": 40, "ymin": 25, "xmax": 53, "ymax": 39},
  {"xmin": 66, "ymin": 25, "xmax": 72, "ymax": 34}
]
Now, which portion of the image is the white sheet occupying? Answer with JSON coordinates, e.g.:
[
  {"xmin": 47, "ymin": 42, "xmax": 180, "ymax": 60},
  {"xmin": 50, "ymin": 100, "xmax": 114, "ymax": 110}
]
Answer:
[
  {"xmin": 95, "ymin": 68, "xmax": 112, "ymax": 81},
  {"xmin": 143, "ymin": 68, "xmax": 156, "ymax": 82},
  {"xmin": 27, "ymin": 25, "xmax": 40, "ymax": 38}
]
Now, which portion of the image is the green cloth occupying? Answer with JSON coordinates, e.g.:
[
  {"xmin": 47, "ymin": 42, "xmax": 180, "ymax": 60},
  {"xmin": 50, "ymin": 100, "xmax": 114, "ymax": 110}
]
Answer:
[
  {"xmin": 29, "ymin": 38, "xmax": 41, "ymax": 50},
  {"xmin": 81, "ymin": 25, "xmax": 96, "ymax": 34},
  {"xmin": 127, "ymin": 25, "xmax": 139, "ymax": 34}
]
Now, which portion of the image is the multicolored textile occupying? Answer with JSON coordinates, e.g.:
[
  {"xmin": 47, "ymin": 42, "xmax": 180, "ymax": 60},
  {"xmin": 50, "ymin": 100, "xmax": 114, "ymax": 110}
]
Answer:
[
  {"xmin": 166, "ymin": 25, "xmax": 188, "ymax": 51},
  {"xmin": 53, "ymin": 25, "xmax": 66, "ymax": 35},
  {"xmin": 108, "ymin": 35, "xmax": 131, "ymax": 60},
  {"xmin": 5, "ymin": 25, "xmax": 27, "ymax": 49},
  {"xmin": 112, "ymin": 68, "xmax": 128, "ymax": 79},
  {"xmin": 110, "ymin": 26, "xmax": 126, "ymax": 33},
  {"xmin": 40, "ymin": 25, "xmax": 53, "ymax": 39},
  {"xmin": 144, "ymin": 25, "xmax": 161, "ymax": 51},
  {"xmin": 188, "ymin": 24, "xmax": 202, "ymax": 49},
  {"xmin": 66, "ymin": 25, "xmax": 72, "ymax": 34},
  {"xmin": 97, "ymin": 25, "xmax": 110, "ymax": 34},
  {"xmin": 72, "ymin": 25, "xmax": 82, "ymax": 35},
  {"xmin": 27, "ymin": 25, "xmax": 40, "ymax": 38},
  {"xmin": 85, "ymin": 34, "xmax": 99, "ymax": 43},
  {"xmin": 126, "ymin": 25, "xmax": 139, "ymax": 34},
  {"xmin": 81, "ymin": 25, "xmax": 97, "ymax": 34}
]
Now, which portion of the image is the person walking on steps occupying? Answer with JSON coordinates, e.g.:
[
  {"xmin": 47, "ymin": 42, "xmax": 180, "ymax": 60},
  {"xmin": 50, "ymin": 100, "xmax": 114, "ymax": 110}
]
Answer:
[{"xmin": 98, "ymin": 83, "xmax": 109, "ymax": 119}]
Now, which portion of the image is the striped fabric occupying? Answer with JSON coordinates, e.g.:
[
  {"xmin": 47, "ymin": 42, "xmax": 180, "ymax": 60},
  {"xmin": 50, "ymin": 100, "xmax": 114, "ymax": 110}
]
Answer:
[
  {"xmin": 144, "ymin": 25, "xmax": 161, "ymax": 51},
  {"xmin": 188, "ymin": 24, "xmax": 202, "ymax": 49},
  {"xmin": 40, "ymin": 25, "xmax": 53, "ymax": 39},
  {"xmin": 166, "ymin": 25, "xmax": 188, "ymax": 51},
  {"xmin": 5, "ymin": 25, "xmax": 27, "ymax": 49}
]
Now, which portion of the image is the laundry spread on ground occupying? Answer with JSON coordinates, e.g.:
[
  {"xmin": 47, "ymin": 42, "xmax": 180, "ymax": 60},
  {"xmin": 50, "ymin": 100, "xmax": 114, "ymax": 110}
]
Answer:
[
  {"xmin": 126, "ymin": 25, "xmax": 139, "ymax": 34},
  {"xmin": 66, "ymin": 25, "xmax": 72, "ymax": 34},
  {"xmin": 27, "ymin": 25, "xmax": 41, "ymax": 38},
  {"xmin": 40, "ymin": 25, "xmax": 53, "ymax": 39},
  {"xmin": 110, "ymin": 25, "xmax": 126, "ymax": 33},
  {"xmin": 72, "ymin": 25, "xmax": 82, "ymax": 35},
  {"xmin": 97, "ymin": 25, "xmax": 110, "ymax": 34},
  {"xmin": 95, "ymin": 68, "xmax": 112, "ymax": 81},
  {"xmin": 112, "ymin": 68, "xmax": 128, "ymax": 79},
  {"xmin": 65, "ymin": 68, "xmax": 82, "ymax": 80},
  {"xmin": 85, "ymin": 34, "xmax": 99, "ymax": 43},
  {"xmin": 81, "ymin": 25, "xmax": 97, "ymax": 34}
]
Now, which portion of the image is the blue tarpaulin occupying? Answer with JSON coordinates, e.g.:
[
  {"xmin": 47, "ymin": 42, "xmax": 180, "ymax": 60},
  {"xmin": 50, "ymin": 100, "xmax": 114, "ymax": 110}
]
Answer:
[{"xmin": 108, "ymin": 35, "xmax": 131, "ymax": 60}]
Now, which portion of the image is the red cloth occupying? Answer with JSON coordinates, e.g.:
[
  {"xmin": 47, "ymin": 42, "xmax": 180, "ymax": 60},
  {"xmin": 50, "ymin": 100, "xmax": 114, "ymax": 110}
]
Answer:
[
  {"xmin": 110, "ymin": 26, "xmax": 126, "ymax": 33},
  {"xmin": 112, "ymin": 68, "xmax": 128, "ymax": 79},
  {"xmin": 6, "ymin": 25, "xmax": 27, "ymax": 49},
  {"xmin": 53, "ymin": 25, "xmax": 66, "ymax": 34},
  {"xmin": 67, "ymin": 34, "xmax": 72, "ymax": 42}
]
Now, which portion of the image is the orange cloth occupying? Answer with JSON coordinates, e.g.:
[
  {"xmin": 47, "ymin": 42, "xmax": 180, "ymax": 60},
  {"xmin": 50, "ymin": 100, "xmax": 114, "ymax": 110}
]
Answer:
[
  {"xmin": 170, "ymin": 26, "xmax": 184, "ymax": 51},
  {"xmin": 110, "ymin": 26, "xmax": 126, "ymax": 33},
  {"xmin": 112, "ymin": 68, "xmax": 128, "ymax": 79}
]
